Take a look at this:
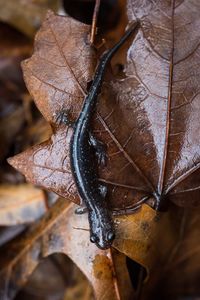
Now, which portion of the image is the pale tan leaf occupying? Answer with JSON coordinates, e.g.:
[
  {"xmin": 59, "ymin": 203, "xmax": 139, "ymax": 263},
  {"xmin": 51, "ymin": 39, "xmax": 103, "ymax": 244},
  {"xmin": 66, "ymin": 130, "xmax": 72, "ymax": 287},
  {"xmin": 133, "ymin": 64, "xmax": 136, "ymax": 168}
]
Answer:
[{"xmin": 0, "ymin": 184, "xmax": 47, "ymax": 225}]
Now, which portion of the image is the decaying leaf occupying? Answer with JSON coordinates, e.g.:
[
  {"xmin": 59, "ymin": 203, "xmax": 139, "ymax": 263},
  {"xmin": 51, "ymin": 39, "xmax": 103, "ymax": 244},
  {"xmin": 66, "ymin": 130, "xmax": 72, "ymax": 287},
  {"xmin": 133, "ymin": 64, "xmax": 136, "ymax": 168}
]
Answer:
[
  {"xmin": 0, "ymin": 226, "xmax": 26, "ymax": 248},
  {"xmin": 9, "ymin": 1, "xmax": 200, "ymax": 213},
  {"xmin": 137, "ymin": 206, "xmax": 200, "ymax": 300},
  {"xmin": 0, "ymin": 23, "xmax": 32, "ymax": 161},
  {"xmin": 8, "ymin": 127, "xmax": 78, "ymax": 202},
  {"xmin": 114, "ymin": 204, "xmax": 180, "ymax": 274},
  {"xmin": 5, "ymin": 2, "xmax": 200, "ymax": 298},
  {"xmin": 0, "ymin": 102, "xmax": 25, "ymax": 162},
  {"xmin": 96, "ymin": 0, "xmax": 200, "ymax": 209},
  {"xmin": 17, "ymin": 254, "xmax": 78, "ymax": 300},
  {"xmin": 22, "ymin": 10, "xmax": 96, "ymax": 124},
  {"xmin": 8, "ymin": 10, "xmax": 97, "ymax": 204},
  {"xmin": 0, "ymin": 184, "xmax": 48, "ymax": 225},
  {"xmin": 21, "ymin": 118, "xmax": 52, "ymax": 149},
  {"xmin": 0, "ymin": 199, "xmax": 189, "ymax": 299},
  {"xmin": 0, "ymin": 0, "xmax": 59, "ymax": 38},
  {"xmin": 0, "ymin": 23, "xmax": 31, "ymax": 83},
  {"xmin": 0, "ymin": 199, "xmax": 135, "ymax": 300}
]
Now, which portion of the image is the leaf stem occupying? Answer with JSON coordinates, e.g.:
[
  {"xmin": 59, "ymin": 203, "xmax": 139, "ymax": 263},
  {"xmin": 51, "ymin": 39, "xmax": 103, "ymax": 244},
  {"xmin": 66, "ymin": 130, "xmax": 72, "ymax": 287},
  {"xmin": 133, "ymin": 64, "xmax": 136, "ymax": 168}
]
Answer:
[{"xmin": 90, "ymin": 0, "xmax": 101, "ymax": 44}]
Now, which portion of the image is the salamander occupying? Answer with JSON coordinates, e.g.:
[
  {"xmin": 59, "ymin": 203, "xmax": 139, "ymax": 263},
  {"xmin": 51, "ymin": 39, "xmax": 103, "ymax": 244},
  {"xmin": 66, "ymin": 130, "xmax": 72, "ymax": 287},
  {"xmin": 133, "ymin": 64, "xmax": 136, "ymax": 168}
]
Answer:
[{"xmin": 57, "ymin": 22, "xmax": 139, "ymax": 249}]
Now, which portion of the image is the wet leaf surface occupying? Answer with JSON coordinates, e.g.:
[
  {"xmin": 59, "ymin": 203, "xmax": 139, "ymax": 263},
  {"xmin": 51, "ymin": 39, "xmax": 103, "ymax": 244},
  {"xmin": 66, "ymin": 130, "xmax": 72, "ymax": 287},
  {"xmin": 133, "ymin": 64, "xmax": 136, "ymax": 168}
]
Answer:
[
  {"xmin": 3, "ymin": 1, "xmax": 200, "ymax": 299},
  {"xmin": 9, "ymin": 1, "xmax": 200, "ymax": 212},
  {"xmin": 9, "ymin": 127, "xmax": 79, "ymax": 203},
  {"xmin": 97, "ymin": 0, "xmax": 200, "ymax": 209},
  {"xmin": 8, "ymin": 10, "xmax": 97, "ymax": 204}
]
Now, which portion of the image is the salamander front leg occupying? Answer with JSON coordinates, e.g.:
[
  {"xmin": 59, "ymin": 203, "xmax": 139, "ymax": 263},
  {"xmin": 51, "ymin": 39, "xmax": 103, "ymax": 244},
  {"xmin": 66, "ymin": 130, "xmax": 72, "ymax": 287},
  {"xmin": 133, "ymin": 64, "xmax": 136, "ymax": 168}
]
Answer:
[
  {"xmin": 89, "ymin": 133, "xmax": 107, "ymax": 167},
  {"xmin": 54, "ymin": 109, "xmax": 74, "ymax": 127},
  {"xmin": 75, "ymin": 202, "xmax": 88, "ymax": 214}
]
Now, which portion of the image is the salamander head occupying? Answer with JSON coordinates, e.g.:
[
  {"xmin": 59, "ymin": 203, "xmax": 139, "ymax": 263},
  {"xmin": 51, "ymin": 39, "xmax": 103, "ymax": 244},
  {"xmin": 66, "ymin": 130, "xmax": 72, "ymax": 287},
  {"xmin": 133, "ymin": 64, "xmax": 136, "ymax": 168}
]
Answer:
[{"xmin": 89, "ymin": 210, "xmax": 115, "ymax": 250}]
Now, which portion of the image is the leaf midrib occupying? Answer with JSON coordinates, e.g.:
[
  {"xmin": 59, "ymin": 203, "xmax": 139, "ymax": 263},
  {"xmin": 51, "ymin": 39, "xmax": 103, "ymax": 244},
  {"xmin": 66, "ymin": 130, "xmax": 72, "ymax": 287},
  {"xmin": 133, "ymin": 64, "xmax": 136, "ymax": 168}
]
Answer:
[{"xmin": 157, "ymin": 0, "xmax": 175, "ymax": 197}]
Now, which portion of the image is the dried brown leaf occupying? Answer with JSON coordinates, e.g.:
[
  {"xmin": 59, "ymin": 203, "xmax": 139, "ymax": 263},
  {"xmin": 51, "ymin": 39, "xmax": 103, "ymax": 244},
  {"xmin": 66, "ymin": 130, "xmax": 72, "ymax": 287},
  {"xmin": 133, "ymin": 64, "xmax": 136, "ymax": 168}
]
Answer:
[
  {"xmin": 8, "ymin": 128, "xmax": 78, "ymax": 202},
  {"xmin": 0, "ymin": 199, "xmax": 134, "ymax": 300},
  {"xmin": 0, "ymin": 184, "xmax": 48, "ymax": 225},
  {"xmin": 0, "ymin": 0, "xmax": 59, "ymax": 38},
  {"xmin": 114, "ymin": 204, "xmax": 179, "ymax": 274},
  {"xmin": 0, "ymin": 200, "xmax": 186, "ymax": 299},
  {"xmin": 22, "ymin": 10, "xmax": 96, "ymax": 124},
  {"xmin": 9, "ymin": 2, "xmax": 200, "ymax": 212},
  {"xmin": 139, "ymin": 207, "xmax": 200, "ymax": 299},
  {"xmin": 0, "ymin": 23, "xmax": 32, "ymax": 161},
  {"xmin": 0, "ymin": 225, "xmax": 26, "ymax": 248},
  {"xmin": 17, "ymin": 255, "xmax": 74, "ymax": 300},
  {"xmin": 8, "ymin": 10, "xmax": 97, "ymax": 203}
]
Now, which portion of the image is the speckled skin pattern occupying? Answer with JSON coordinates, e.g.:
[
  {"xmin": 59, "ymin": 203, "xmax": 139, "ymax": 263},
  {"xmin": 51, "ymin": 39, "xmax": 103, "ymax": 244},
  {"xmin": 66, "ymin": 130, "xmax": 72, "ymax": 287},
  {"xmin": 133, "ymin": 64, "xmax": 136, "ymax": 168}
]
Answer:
[{"xmin": 70, "ymin": 23, "xmax": 139, "ymax": 249}]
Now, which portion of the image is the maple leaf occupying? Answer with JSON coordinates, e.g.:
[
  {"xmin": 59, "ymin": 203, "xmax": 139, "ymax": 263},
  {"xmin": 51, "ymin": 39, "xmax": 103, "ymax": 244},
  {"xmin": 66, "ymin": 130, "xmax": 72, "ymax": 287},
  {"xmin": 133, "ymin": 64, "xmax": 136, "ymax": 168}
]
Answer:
[
  {"xmin": 8, "ymin": 10, "xmax": 96, "ymax": 205},
  {"xmin": 9, "ymin": 1, "xmax": 200, "ymax": 213},
  {"xmin": 95, "ymin": 0, "xmax": 200, "ymax": 209}
]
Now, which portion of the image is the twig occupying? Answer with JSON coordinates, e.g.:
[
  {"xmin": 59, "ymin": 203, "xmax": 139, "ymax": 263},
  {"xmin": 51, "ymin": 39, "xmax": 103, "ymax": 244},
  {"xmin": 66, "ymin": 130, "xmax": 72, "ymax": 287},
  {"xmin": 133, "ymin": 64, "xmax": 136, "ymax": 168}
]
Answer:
[{"xmin": 90, "ymin": 0, "xmax": 101, "ymax": 44}]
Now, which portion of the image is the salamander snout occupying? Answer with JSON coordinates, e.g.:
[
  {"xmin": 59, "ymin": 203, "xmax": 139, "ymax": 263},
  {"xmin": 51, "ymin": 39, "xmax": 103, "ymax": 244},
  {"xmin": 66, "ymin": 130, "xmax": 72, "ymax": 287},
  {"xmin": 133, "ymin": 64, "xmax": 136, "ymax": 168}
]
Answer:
[
  {"xmin": 90, "ymin": 229, "xmax": 115, "ymax": 250},
  {"xmin": 89, "ymin": 209, "xmax": 115, "ymax": 249},
  {"xmin": 90, "ymin": 231, "xmax": 115, "ymax": 244}
]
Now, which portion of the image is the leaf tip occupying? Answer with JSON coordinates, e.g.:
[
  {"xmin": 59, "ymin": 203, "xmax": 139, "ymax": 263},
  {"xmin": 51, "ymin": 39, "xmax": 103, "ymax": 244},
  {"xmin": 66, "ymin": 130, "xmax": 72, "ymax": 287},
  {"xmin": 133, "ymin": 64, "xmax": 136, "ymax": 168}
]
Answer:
[{"xmin": 7, "ymin": 153, "xmax": 30, "ymax": 179}]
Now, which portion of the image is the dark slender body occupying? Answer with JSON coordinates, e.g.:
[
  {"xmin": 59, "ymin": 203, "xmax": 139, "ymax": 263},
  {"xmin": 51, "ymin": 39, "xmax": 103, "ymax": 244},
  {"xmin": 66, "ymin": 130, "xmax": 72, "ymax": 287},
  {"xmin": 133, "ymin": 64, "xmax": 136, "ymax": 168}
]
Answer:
[{"xmin": 70, "ymin": 22, "xmax": 138, "ymax": 249}]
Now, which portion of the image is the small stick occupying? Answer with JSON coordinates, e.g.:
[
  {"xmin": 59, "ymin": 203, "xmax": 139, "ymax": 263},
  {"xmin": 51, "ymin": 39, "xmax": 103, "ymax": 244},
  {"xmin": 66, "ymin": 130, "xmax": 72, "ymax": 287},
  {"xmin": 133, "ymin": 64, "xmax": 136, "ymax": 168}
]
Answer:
[{"xmin": 90, "ymin": 0, "xmax": 101, "ymax": 44}]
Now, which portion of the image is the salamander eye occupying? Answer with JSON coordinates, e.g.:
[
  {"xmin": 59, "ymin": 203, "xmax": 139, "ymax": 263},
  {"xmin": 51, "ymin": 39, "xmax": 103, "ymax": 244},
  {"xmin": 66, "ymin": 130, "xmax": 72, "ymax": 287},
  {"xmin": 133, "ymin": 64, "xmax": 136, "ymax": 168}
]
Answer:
[
  {"xmin": 107, "ymin": 231, "xmax": 115, "ymax": 242},
  {"xmin": 90, "ymin": 235, "xmax": 99, "ymax": 243}
]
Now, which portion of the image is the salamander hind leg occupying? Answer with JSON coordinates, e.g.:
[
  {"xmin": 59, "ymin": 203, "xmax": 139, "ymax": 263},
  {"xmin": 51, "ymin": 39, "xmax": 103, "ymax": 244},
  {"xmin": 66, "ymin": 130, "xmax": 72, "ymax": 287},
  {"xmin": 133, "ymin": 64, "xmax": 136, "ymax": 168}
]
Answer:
[
  {"xmin": 98, "ymin": 184, "xmax": 107, "ymax": 199},
  {"xmin": 75, "ymin": 203, "xmax": 88, "ymax": 215},
  {"xmin": 89, "ymin": 133, "xmax": 107, "ymax": 167}
]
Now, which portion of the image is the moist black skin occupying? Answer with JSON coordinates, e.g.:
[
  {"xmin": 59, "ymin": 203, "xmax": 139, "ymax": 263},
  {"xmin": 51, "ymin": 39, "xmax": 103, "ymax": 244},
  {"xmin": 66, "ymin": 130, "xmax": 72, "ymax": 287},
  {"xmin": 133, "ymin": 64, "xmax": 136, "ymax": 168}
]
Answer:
[{"xmin": 57, "ymin": 22, "xmax": 139, "ymax": 249}]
